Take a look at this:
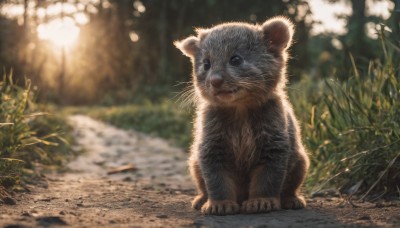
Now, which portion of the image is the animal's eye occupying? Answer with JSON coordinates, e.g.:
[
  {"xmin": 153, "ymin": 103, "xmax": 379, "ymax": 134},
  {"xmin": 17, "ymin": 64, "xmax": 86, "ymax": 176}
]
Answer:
[
  {"xmin": 203, "ymin": 59, "xmax": 211, "ymax": 71},
  {"xmin": 229, "ymin": 55, "xmax": 243, "ymax": 66}
]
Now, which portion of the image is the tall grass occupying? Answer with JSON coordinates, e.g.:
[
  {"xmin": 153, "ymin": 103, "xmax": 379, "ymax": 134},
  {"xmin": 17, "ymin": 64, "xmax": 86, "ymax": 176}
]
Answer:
[
  {"xmin": 291, "ymin": 30, "xmax": 400, "ymax": 198},
  {"xmin": 0, "ymin": 72, "xmax": 72, "ymax": 194}
]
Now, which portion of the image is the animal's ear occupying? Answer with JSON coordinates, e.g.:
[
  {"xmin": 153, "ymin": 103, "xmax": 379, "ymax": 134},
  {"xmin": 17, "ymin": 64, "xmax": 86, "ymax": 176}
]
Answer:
[
  {"xmin": 195, "ymin": 28, "xmax": 210, "ymax": 40},
  {"xmin": 174, "ymin": 36, "xmax": 200, "ymax": 58},
  {"xmin": 261, "ymin": 17, "xmax": 294, "ymax": 52}
]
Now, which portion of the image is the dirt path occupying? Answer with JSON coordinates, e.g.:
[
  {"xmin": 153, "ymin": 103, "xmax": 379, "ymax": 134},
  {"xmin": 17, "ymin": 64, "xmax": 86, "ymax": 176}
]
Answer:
[{"xmin": 1, "ymin": 115, "xmax": 399, "ymax": 227}]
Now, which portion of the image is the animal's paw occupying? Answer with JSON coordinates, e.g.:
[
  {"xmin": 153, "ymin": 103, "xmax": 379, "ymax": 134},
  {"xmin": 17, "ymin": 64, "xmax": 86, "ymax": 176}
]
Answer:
[
  {"xmin": 192, "ymin": 195, "xmax": 207, "ymax": 210},
  {"xmin": 241, "ymin": 197, "xmax": 281, "ymax": 214},
  {"xmin": 201, "ymin": 200, "xmax": 240, "ymax": 215},
  {"xmin": 281, "ymin": 195, "xmax": 306, "ymax": 209}
]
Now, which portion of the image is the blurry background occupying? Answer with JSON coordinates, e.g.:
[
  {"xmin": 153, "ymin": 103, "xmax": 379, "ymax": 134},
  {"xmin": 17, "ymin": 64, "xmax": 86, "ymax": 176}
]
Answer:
[
  {"xmin": 1, "ymin": 0, "xmax": 399, "ymax": 198},
  {"xmin": 0, "ymin": 0, "xmax": 397, "ymax": 104}
]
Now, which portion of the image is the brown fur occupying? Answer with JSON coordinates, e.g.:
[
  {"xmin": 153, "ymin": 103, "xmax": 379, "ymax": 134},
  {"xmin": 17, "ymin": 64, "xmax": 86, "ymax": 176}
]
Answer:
[
  {"xmin": 229, "ymin": 110, "xmax": 257, "ymax": 166},
  {"xmin": 242, "ymin": 197, "xmax": 281, "ymax": 214},
  {"xmin": 175, "ymin": 16, "xmax": 309, "ymax": 215},
  {"xmin": 201, "ymin": 199, "xmax": 240, "ymax": 215}
]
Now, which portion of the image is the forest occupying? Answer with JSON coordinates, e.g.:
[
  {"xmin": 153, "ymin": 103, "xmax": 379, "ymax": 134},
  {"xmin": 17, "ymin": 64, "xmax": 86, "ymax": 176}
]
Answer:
[{"xmin": 0, "ymin": 0, "xmax": 399, "ymax": 227}]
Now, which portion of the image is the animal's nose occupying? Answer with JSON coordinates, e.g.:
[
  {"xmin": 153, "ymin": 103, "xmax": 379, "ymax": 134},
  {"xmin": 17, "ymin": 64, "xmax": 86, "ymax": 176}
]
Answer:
[{"xmin": 210, "ymin": 74, "xmax": 224, "ymax": 88}]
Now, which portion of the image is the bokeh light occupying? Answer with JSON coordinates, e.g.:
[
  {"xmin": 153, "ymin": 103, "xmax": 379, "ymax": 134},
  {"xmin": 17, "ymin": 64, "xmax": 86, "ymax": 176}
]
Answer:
[{"xmin": 37, "ymin": 17, "xmax": 80, "ymax": 47}]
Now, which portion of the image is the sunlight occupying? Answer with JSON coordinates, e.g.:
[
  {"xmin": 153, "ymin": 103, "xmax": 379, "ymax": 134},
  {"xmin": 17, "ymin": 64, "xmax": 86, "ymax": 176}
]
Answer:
[
  {"xmin": 74, "ymin": 12, "xmax": 89, "ymax": 25},
  {"xmin": 308, "ymin": 0, "xmax": 394, "ymax": 35},
  {"xmin": 133, "ymin": 1, "xmax": 146, "ymax": 13},
  {"xmin": 0, "ymin": 4, "xmax": 24, "ymax": 17},
  {"xmin": 129, "ymin": 31, "xmax": 140, "ymax": 42},
  {"xmin": 366, "ymin": 0, "xmax": 394, "ymax": 19},
  {"xmin": 308, "ymin": 0, "xmax": 351, "ymax": 35},
  {"xmin": 37, "ymin": 17, "xmax": 80, "ymax": 48},
  {"xmin": 45, "ymin": 2, "xmax": 78, "ymax": 16}
]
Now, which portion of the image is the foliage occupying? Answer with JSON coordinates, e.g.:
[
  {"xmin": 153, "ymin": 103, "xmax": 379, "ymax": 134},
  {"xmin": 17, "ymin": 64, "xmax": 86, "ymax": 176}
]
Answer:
[
  {"xmin": 290, "ymin": 32, "xmax": 400, "ymax": 197},
  {"xmin": 0, "ymin": 73, "xmax": 73, "ymax": 192},
  {"xmin": 79, "ymin": 100, "xmax": 193, "ymax": 149}
]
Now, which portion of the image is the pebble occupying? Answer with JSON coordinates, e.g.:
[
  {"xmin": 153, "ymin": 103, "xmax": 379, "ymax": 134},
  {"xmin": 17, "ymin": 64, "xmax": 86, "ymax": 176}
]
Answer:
[
  {"xmin": 3, "ymin": 196, "xmax": 17, "ymax": 205},
  {"xmin": 21, "ymin": 211, "xmax": 31, "ymax": 217},
  {"xmin": 156, "ymin": 214, "xmax": 168, "ymax": 219},
  {"xmin": 4, "ymin": 224, "xmax": 29, "ymax": 228},
  {"xmin": 36, "ymin": 216, "xmax": 68, "ymax": 226},
  {"xmin": 358, "ymin": 215, "xmax": 371, "ymax": 220},
  {"xmin": 123, "ymin": 177, "xmax": 132, "ymax": 182}
]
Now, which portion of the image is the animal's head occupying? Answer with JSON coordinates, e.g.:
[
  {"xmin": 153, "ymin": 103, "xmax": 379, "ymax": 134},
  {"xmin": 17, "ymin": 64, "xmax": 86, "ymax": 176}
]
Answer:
[{"xmin": 175, "ymin": 17, "xmax": 293, "ymax": 107}]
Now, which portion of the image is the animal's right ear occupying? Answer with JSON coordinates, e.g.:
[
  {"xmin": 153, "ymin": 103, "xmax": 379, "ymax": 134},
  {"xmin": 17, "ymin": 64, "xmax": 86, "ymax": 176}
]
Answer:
[
  {"xmin": 261, "ymin": 17, "xmax": 294, "ymax": 52},
  {"xmin": 174, "ymin": 36, "xmax": 200, "ymax": 58}
]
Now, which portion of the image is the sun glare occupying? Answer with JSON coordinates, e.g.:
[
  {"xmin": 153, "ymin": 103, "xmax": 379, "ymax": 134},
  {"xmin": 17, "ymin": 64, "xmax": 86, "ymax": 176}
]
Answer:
[{"xmin": 37, "ymin": 17, "xmax": 80, "ymax": 47}]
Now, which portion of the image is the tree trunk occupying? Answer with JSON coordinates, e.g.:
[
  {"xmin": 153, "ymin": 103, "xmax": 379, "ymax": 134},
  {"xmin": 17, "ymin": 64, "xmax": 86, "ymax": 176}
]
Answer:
[{"xmin": 158, "ymin": 0, "xmax": 168, "ymax": 79}]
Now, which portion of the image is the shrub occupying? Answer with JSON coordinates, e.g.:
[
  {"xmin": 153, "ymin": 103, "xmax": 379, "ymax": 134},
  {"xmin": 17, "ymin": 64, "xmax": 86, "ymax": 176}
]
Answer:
[
  {"xmin": 291, "ymin": 31, "xmax": 400, "ymax": 198},
  {"xmin": 0, "ymin": 73, "xmax": 72, "ymax": 193}
]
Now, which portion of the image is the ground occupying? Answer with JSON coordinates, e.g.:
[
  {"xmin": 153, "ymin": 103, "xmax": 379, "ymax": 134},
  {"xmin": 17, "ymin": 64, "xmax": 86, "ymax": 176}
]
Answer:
[{"xmin": 1, "ymin": 115, "xmax": 399, "ymax": 227}]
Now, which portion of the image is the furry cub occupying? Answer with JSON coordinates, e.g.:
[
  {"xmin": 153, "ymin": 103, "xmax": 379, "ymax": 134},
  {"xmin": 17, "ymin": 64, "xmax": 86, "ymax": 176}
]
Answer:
[{"xmin": 174, "ymin": 17, "xmax": 309, "ymax": 215}]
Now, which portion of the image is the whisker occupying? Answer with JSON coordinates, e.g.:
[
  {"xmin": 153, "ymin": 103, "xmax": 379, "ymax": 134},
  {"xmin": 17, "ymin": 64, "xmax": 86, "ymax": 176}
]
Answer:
[
  {"xmin": 173, "ymin": 83, "xmax": 198, "ymax": 108},
  {"xmin": 173, "ymin": 81, "xmax": 192, "ymax": 87}
]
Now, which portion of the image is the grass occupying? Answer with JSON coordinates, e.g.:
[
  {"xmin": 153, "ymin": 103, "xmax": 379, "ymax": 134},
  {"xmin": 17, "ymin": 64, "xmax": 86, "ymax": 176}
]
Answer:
[
  {"xmin": 290, "ymin": 31, "xmax": 400, "ymax": 198},
  {"xmin": 72, "ymin": 100, "xmax": 193, "ymax": 149},
  {"xmin": 0, "ymin": 72, "xmax": 73, "ymax": 195}
]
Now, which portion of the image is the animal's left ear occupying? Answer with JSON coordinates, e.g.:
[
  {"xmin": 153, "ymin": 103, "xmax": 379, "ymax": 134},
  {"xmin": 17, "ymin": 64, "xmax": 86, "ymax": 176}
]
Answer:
[
  {"xmin": 261, "ymin": 17, "xmax": 294, "ymax": 52},
  {"xmin": 174, "ymin": 36, "xmax": 200, "ymax": 58}
]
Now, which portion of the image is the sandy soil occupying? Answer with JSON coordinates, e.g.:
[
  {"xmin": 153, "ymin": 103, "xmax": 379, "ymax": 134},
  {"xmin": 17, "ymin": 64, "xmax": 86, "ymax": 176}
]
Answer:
[{"xmin": 1, "ymin": 115, "xmax": 399, "ymax": 228}]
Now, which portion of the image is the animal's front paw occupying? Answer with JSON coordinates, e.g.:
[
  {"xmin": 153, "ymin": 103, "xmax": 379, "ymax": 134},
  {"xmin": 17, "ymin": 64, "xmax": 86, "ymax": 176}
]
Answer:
[
  {"xmin": 281, "ymin": 195, "xmax": 306, "ymax": 209},
  {"xmin": 241, "ymin": 197, "xmax": 281, "ymax": 214},
  {"xmin": 201, "ymin": 200, "xmax": 240, "ymax": 215},
  {"xmin": 192, "ymin": 195, "xmax": 207, "ymax": 210}
]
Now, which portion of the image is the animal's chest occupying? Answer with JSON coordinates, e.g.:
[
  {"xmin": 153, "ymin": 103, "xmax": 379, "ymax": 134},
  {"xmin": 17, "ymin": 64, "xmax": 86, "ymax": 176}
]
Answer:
[{"xmin": 225, "ymin": 118, "xmax": 257, "ymax": 165}]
